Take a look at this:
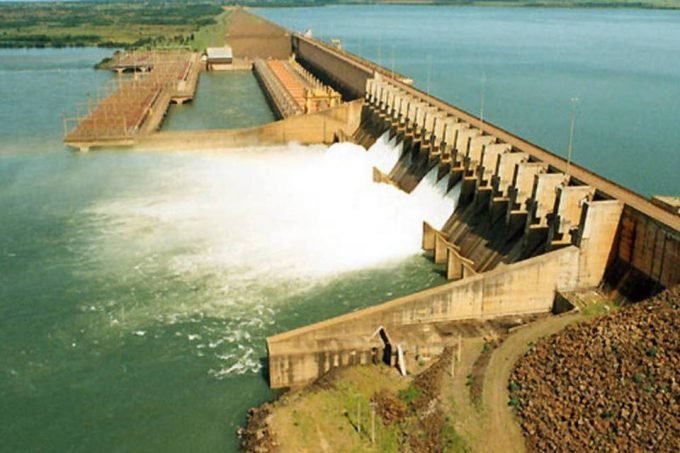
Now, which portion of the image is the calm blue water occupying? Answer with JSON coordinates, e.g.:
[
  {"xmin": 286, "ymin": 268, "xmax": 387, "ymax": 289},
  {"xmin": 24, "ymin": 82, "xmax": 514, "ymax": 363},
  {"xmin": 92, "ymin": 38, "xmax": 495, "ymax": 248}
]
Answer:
[{"xmin": 257, "ymin": 6, "xmax": 680, "ymax": 196}]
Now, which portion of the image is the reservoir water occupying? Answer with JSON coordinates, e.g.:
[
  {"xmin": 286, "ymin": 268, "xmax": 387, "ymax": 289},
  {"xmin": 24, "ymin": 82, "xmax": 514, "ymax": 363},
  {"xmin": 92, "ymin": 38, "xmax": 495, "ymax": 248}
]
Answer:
[
  {"xmin": 259, "ymin": 6, "xmax": 680, "ymax": 197},
  {"xmin": 1, "ymin": 6, "xmax": 678, "ymax": 452}
]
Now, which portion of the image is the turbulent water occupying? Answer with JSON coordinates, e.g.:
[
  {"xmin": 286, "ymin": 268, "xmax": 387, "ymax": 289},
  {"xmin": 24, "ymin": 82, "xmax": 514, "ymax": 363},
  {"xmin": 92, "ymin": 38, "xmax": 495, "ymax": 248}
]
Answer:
[
  {"xmin": 0, "ymin": 49, "xmax": 449, "ymax": 451},
  {"xmin": 1, "ymin": 6, "xmax": 679, "ymax": 453}
]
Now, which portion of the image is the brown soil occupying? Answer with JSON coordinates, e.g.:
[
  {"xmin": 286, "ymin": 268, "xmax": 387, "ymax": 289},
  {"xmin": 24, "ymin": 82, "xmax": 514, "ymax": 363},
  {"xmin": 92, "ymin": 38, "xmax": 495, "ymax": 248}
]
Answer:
[
  {"xmin": 226, "ymin": 8, "xmax": 291, "ymax": 59},
  {"xmin": 480, "ymin": 311, "xmax": 583, "ymax": 453},
  {"xmin": 405, "ymin": 347, "xmax": 454, "ymax": 452},
  {"xmin": 511, "ymin": 286, "xmax": 680, "ymax": 452},
  {"xmin": 469, "ymin": 338, "xmax": 502, "ymax": 406},
  {"xmin": 370, "ymin": 389, "xmax": 406, "ymax": 425}
]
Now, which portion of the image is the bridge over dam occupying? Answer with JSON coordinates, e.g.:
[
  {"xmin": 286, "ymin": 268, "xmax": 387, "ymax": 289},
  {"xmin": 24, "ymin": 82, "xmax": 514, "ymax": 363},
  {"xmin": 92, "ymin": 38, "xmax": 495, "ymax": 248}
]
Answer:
[{"xmin": 61, "ymin": 9, "xmax": 679, "ymax": 389}]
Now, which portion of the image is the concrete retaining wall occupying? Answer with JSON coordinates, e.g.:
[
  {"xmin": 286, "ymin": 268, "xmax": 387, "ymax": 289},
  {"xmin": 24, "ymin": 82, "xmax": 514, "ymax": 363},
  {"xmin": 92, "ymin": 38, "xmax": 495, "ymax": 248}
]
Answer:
[
  {"xmin": 226, "ymin": 8, "xmax": 292, "ymax": 59},
  {"xmin": 135, "ymin": 100, "xmax": 363, "ymax": 151},
  {"xmin": 605, "ymin": 206, "xmax": 680, "ymax": 300},
  {"xmin": 293, "ymin": 36, "xmax": 373, "ymax": 100},
  {"xmin": 268, "ymin": 246, "xmax": 580, "ymax": 388}
]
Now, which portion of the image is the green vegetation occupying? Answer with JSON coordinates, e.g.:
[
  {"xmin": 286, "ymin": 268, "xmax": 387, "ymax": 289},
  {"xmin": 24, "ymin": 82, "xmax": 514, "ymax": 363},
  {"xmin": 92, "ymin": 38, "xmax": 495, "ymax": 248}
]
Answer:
[
  {"xmin": 0, "ymin": 2, "xmax": 224, "ymax": 49},
  {"xmin": 397, "ymin": 384, "xmax": 422, "ymax": 404},
  {"xmin": 269, "ymin": 367, "xmax": 406, "ymax": 452},
  {"xmin": 188, "ymin": 10, "xmax": 231, "ymax": 50},
  {"xmin": 580, "ymin": 299, "xmax": 620, "ymax": 318},
  {"xmin": 1, "ymin": 0, "xmax": 678, "ymax": 50},
  {"xmin": 440, "ymin": 421, "xmax": 469, "ymax": 452}
]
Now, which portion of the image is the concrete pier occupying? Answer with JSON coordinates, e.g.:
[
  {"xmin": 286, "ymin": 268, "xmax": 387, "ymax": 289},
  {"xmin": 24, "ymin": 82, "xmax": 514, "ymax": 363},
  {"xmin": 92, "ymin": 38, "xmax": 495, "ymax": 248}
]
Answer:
[
  {"xmin": 64, "ymin": 51, "xmax": 200, "ymax": 150},
  {"xmin": 253, "ymin": 57, "xmax": 341, "ymax": 119}
]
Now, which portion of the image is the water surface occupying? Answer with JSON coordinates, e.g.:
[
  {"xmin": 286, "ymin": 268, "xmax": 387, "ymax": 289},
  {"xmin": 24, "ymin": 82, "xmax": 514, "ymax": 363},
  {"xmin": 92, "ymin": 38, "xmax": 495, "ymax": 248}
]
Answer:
[
  {"xmin": 163, "ymin": 71, "xmax": 275, "ymax": 131},
  {"xmin": 257, "ymin": 6, "xmax": 680, "ymax": 196},
  {"xmin": 0, "ymin": 48, "xmax": 446, "ymax": 452}
]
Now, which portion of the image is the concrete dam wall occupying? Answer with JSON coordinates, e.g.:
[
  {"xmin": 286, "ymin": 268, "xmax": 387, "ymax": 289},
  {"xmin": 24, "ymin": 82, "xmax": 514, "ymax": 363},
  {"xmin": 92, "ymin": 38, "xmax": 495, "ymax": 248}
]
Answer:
[
  {"xmin": 268, "ymin": 247, "xmax": 579, "ymax": 388},
  {"xmin": 134, "ymin": 100, "xmax": 362, "ymax": 151},
  {"xmin": 266, "ymin": 35, "xmax": 680, "ymax": 388},
  {"xmin": 292, "ymin": 35, "xmax": 414, "ymax": 101},
  {"xmin": 356, "ymin": 74, "xmax": 679, "ymax": 296}
]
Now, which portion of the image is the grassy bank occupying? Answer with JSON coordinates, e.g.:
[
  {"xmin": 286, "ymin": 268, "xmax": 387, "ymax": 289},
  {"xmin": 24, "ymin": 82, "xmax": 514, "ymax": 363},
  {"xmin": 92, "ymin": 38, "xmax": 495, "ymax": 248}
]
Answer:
[
  {"xmin": 189, "ymin": 10, "xmax": 233, "ymax": 51},
  {"xmin": 240, "ymin": 357, "xmax": 470, "ymax": 452}
]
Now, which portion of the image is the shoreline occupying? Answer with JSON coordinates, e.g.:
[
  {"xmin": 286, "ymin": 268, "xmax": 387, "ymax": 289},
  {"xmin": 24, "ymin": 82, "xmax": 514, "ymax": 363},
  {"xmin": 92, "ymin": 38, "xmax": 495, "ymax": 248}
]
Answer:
[{"xmin": 2, "ymin": 2, "xmax": 679, "ymax": 50}]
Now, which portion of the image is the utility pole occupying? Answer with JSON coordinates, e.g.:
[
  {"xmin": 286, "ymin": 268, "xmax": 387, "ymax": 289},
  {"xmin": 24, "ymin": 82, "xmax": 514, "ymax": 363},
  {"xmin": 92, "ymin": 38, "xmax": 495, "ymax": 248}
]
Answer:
[
  {"xmin": 480, "ymin": 72, "xmax": 487, "ymax": 124},
  {"xmin": 566, "ymin": 97, "xmax": 579, "ymax": 177},
  {"xmin": 370, "ymin": 403, "xmax": 376, "ymax": 444},
  {"xmin": 426, "ymin": 54, "xmax": 433, "ymax": 96},
  {"xmin": 357, "ymin": 397, "xmax": 361, "ymax": 433},
  {"xmin": 391, "ymin": 45, "xmax": 396, "ymax": 80},
  {"xmin": 457, "ymin": 334, "xmax": 462, "ymax": 363}
]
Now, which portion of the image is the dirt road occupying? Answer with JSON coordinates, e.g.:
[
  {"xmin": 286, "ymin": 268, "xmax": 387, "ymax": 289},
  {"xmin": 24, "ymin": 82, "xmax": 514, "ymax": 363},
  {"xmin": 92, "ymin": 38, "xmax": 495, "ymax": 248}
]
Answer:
[{"xmin": 480, "ymin": 313, "xmax": 581, "ymax": 453}]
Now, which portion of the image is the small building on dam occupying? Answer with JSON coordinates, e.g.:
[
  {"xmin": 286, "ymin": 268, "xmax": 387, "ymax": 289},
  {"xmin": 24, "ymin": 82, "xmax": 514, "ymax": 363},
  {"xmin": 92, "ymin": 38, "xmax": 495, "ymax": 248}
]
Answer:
[{"xmin": 205, "ymin": 46, "xmax": 233, "ymax": 71}]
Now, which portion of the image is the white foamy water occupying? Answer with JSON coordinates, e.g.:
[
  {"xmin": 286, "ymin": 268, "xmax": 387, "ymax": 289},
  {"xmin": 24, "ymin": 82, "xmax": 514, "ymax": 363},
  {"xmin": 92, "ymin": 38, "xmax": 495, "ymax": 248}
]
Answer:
[
  {"xmin": 80, "ymin": 138, "xmax": 455, "ymax": 377},
  {"xmin": 410, "ymin": 166, "xmax": 461, "ymax": 229},
  {"xmin": 366, "ymin": 131, "xmax": 403, "ymax": 174},
  {"xmin": 87, "ymin": 139, "xmax": 454, "ymax": 282}
]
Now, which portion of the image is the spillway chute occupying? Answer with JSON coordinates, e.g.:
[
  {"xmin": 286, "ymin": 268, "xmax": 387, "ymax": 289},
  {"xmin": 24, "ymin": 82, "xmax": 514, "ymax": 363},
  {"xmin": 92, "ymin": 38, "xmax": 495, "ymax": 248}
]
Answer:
[
  {"xmin": 366, "ymin": 131, "xmax": 403, "ymax": 175},
  {"xmin": 409, "ymin": 167, "xmax": 461, "ymax": 229}
]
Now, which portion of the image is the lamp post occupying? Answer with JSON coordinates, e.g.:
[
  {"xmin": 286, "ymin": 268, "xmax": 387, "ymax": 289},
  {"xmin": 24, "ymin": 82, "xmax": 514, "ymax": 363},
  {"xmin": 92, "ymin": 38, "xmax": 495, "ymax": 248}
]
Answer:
[
  {"xmin": 566, "ymin": 97, "xmax": 579, "ymax": 177},
  {"xmin": 426, "ymin": 54, "xmax": 433, "ymax": 96},
  {"xmin": 480, "ymin": 72, "xmax": 487, "ymax": 125},
  {"xmin": 391, "ymin": 45, "xmax": 396, "ymax": 80}
]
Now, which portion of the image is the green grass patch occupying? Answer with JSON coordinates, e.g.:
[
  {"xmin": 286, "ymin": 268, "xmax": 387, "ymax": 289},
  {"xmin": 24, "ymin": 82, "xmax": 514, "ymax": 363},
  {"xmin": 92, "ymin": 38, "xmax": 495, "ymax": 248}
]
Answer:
[
  {"xmin": 580, "ymin": 300, "xmax": 619, "ymax": 319},
  {"xmin": 189, "ymin": 10, "xmax": 232, "ymax": 51},
  {"xmin": 398, "ymin": 385, "xmax": 422, "ymax": 404},
  {"xmin": 441, "ymin": 422, "xmax": 468, "ymax": 452}
]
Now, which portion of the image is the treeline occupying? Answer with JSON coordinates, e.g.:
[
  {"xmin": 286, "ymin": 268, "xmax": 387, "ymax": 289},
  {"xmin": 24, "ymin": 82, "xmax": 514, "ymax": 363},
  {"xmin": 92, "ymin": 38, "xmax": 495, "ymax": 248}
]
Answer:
[
  {"xmin": 0, "ymin": 3, "xmax": 223, "ymax": 30},
  {"xmin": 0, "ymin": 1, "xmax": 223, "ymax": 49},
  {"xmin": 0, "ymin": 33, "xmax": 106, "ymax": 48}
]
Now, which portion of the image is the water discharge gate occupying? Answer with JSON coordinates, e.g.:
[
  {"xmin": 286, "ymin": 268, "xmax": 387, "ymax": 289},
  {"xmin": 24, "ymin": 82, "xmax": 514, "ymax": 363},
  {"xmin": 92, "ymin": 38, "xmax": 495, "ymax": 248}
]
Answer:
[{"xmin": 265, "ymin": 44, "xmax": 679, "ymax": 389}]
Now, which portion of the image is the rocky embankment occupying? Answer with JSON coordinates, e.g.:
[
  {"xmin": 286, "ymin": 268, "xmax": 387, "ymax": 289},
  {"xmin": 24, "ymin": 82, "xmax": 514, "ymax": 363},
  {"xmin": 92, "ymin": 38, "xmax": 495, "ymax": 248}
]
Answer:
[{"xmin": 511, "ymin": 286, "xmax": 680, "ymax": 452}]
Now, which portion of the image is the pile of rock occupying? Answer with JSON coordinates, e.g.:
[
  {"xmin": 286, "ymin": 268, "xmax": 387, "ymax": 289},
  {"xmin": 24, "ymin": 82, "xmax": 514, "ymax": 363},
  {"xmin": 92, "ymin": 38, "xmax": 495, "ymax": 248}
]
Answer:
[
  {"xmin": 510, "ymin": 286, "xmax": 679, "ymax": 452},
  {"xmin": 371, "ymin": 389, "xmax": 407, "ymax": 425},
  {"xmin": 237, "ymin": 405, "xmax": 278, "ymax": 453},
  {"xmin": 406, "ymin": 347, "xmax": 453, "ymax": 452}
]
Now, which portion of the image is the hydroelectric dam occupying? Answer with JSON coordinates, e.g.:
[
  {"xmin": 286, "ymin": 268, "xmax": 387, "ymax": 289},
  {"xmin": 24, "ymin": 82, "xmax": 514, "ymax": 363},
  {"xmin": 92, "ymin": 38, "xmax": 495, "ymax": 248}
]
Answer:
[{"xmin": 64, "ymin": 9, "xmax": 680, "ymax": 390}]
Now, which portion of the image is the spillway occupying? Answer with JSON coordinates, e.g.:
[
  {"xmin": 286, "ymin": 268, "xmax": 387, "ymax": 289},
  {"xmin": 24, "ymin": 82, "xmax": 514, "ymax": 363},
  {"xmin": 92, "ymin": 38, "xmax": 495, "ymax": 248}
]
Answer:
[{"xmin": 266, "ymin": 30, "xmax": 679, "ymax": 388}]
